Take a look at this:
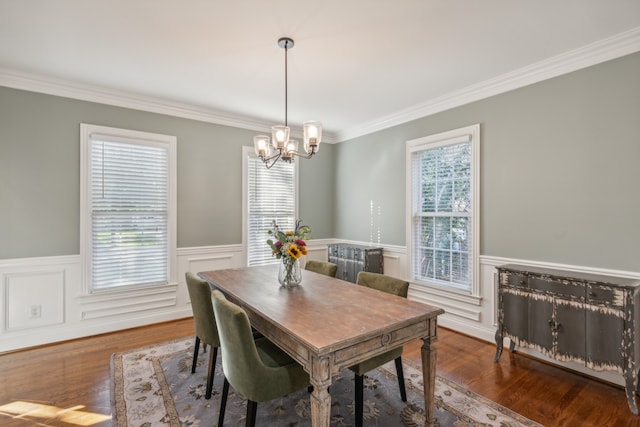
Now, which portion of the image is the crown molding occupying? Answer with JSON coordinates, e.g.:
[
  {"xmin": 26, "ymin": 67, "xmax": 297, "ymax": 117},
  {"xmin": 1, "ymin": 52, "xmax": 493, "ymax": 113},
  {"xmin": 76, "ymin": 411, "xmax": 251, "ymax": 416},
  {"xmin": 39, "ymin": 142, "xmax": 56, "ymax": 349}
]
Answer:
[
  {"xmin": 0, "ymin": 67, "xmax": 338, "ymax": 143},
  {"xmin": 335, "ymin": 26, "xmax": 640, "ymax": 142},
  {"xmin": 2, "ymin": 27, "xmax": 638, "ymax": 145}
]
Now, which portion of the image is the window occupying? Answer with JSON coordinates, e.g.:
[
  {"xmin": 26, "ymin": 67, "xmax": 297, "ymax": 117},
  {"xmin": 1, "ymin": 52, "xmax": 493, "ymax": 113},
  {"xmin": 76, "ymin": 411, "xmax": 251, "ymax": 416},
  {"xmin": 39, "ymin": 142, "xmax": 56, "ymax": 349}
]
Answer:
[
  {"xmin": 80, "ymin": 124, "xmax": 177, "ymax": 292},
  {"xmin": 406, "ymin": 124, "xmax": 479, "ymax": 294},
  {"xmin": 243, "ymin": 147, "xmax": 297, "ymax": 266}
]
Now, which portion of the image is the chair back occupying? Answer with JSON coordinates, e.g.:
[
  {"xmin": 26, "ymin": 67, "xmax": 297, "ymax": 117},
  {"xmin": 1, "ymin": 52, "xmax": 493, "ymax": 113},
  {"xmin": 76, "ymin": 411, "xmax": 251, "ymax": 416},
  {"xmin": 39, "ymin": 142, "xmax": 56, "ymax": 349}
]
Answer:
[
  {"xmin": 305, "ymin": 260, "xmax": 338, "ymax": 277},
  {"xmin": 185, "ymin": 272, "xmax": 219, "ymax": 347},
  {"xmin": 211, "ymin": 290, "xmax": 276, "ymax": 400},
  {"xmin": 355, "ymin": 271, "xmax": 409, "ymax": 298}
]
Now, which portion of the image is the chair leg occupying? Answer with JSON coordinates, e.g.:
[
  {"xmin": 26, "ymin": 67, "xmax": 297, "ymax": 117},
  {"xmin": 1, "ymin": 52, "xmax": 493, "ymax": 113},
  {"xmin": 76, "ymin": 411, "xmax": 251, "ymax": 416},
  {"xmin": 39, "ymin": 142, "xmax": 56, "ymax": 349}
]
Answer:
[
  {"xmin": 191, "ymin": 336, "xmax": 200, "ymax": 374},
  {"xmin": 218, "ymin": 377, "xmax": 230, "ymax": 426},
  {"xmin": 394, "ymin": 356, "xmax": 407, "ymax": 402},
  {"xmin": 205, "ymin": 346, "xmax": 218, "ymax": 399},
  {"xmin": 246, "ymin": 400, "xmax": 258, "ymax": 427},
  {"xmin": 355, "ymin": 374, "xmax": 364, "ymax": 427}
]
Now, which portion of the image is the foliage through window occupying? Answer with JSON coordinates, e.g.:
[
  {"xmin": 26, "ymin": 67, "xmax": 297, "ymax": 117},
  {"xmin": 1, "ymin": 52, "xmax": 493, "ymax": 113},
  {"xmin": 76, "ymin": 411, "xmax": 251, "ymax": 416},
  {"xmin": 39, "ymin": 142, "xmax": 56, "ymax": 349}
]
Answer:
[
  {"xmin": 80, "ymin": 124, "xmax": 176, "ymax": 292},
  {"xmin": 407, "ymin": 125, "xmax": 479, "ymax": 293}
]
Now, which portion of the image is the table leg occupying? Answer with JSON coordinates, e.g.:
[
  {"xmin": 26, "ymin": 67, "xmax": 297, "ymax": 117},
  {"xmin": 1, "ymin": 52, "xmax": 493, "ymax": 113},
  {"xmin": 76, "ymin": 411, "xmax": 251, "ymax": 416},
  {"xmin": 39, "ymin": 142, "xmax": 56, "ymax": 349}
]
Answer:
[
  {"xmin": 309, "ymin": 376, "xmax": 331, "ymax": 427},
  {"xmin": 421, "ymin": 320, "xmax": 438, "ymax": 427}
]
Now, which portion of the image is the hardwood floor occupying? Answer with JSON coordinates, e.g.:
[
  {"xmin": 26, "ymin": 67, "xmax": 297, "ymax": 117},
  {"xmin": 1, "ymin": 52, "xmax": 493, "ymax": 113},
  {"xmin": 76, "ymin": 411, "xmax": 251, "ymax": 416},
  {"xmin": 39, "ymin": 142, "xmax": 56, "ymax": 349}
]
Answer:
[
  {"xmin": 0, "ymin": 319, "xmax": 638, "ymax": 426},
  {"xmin": 404, "ymin": 329, "xmax": 640, "ymax": 427}
]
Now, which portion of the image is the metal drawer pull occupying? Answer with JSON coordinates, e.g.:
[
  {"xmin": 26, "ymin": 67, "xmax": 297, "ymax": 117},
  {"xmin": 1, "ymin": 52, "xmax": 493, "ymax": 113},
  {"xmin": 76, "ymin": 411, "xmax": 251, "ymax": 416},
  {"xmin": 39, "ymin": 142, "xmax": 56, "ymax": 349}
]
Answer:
[{"xmin": 547, "ymin": 319, "xmax": 560, "ymax": 332}]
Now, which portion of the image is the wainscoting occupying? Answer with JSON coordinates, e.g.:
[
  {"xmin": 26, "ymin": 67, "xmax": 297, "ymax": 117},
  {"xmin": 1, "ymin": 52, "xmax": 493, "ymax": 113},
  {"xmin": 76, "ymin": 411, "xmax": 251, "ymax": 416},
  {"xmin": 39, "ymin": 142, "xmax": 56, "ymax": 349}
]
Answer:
[
  {"xmin": 0, "ymin": 240, "xmax": 332, "ymax": 353},
  {"xmin": 2, "ymin": 242, "xmax": 639, "ymax": 389}
]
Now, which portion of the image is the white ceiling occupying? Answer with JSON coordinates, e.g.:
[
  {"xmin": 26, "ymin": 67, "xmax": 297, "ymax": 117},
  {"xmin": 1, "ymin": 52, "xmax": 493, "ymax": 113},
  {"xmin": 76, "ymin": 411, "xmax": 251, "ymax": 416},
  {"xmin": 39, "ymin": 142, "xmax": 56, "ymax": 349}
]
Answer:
[{"xmin": 1, "ymin": 1, "xmax": 640, "ymax": 141}]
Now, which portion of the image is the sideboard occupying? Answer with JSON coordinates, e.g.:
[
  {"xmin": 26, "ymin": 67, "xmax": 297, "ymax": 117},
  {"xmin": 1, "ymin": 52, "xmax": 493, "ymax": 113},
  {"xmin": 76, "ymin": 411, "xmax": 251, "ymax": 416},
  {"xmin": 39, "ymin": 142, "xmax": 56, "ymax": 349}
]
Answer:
[
  {"xmin": 494, "ymin": 264, "xmax": 640, "ymax": 415},
  {"xmin": 327, "ymin": 244, "xmax": 383, "ymax": 283}
]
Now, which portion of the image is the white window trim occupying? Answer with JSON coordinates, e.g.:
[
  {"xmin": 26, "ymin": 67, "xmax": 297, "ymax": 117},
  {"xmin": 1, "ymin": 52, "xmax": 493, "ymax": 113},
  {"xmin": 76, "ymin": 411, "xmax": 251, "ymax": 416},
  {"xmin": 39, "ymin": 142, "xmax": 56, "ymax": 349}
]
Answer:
[
  {"xmin": 80, "ymin": 123, "xmax": 177, "ymax": 294},
  {"xmin": 405, "ymin": 124, "xmax": 480, "ymax": 297},
  {"xmin": 242, "ymin": 146, "xmax": 299, "ymax": 267}
]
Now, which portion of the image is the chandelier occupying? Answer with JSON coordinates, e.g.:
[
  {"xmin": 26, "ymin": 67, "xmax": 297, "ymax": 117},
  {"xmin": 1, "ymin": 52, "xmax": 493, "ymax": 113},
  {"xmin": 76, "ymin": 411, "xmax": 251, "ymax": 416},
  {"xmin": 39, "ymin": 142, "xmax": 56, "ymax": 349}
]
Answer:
[{"xmin": 253, "ymin": 37, "xmax": 322, "ymax": 169}]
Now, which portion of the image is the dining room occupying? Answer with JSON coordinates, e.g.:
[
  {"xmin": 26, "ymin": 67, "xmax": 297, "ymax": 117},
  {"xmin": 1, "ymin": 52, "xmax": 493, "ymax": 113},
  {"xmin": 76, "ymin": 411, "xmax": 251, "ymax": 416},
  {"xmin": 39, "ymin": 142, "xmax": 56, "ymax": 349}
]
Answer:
[{"xmin": 1, "ymin": 1, "xmax": 640, "ymax": 426}]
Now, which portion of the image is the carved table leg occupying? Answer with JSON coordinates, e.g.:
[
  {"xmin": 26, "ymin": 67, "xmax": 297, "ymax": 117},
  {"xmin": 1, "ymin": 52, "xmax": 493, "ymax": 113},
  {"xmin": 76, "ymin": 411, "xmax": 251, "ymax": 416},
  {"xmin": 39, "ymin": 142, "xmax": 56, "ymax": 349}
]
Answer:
[
  {"xmin": 421, "ymin": 320, "xmax": 439, "ymax": 427},
  {"xmin": 309, "ymin": 356, "xmax": 332, "ymax": 427},
  {"xmin": 310, "ymin": 382, "xmax": 331, "ymax": 427}
]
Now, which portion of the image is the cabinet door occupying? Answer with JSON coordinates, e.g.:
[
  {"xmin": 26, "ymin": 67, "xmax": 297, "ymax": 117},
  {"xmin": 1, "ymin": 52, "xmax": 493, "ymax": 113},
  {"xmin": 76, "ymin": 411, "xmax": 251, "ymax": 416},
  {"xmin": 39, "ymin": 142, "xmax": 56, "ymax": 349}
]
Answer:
[
  {"xmin": 555, "ymin": 299, "xmax": 586, "ymax": 361},
  {"xmin": 528, "ymin": 297, "xmax": 554, "ymax": 351},
  {"xmin": 586, "ymin": 305, "xmax": 624, "ymax": 369},
  {"xmin": 502, "ymin": 290, "xmax": 529, "ymax": 341}
]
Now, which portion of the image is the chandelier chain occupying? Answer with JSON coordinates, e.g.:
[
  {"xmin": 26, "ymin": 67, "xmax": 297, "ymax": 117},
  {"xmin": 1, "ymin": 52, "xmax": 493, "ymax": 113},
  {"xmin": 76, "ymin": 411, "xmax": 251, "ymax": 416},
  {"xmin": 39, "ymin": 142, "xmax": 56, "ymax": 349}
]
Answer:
[{"xmin": 284, "ymin": 40, "xmax": 288, "ymax": 127}]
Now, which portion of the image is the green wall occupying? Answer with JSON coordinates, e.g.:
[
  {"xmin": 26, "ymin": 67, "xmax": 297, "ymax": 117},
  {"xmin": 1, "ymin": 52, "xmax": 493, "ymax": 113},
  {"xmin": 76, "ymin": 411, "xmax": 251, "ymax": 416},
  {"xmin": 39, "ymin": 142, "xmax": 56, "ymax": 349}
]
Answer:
[
  {"xmin": 2, "ymin": 51, "xmax": 639, "ymax": 272},
  {"xmin": 0, "ymin": 87, "xmax": 335, "ymax": 259},
  {"xmin": 335, "ymin": 52, "xmax": 640, "ymax": 272}
]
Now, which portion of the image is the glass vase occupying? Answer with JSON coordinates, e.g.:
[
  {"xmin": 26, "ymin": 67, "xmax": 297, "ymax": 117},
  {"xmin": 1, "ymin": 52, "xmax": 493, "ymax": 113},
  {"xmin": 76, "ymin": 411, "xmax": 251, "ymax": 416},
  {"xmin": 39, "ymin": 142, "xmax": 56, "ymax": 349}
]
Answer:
[{"xmin": 278, "ymin": 257, "xmax": 302, "ymax": 288}]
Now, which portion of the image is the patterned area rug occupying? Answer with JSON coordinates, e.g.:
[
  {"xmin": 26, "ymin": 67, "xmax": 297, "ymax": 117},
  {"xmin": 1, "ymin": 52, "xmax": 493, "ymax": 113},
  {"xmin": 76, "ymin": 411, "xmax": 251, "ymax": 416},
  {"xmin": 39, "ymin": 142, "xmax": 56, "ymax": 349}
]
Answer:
[{"xmin": 110, "ymin": 337, "xmax": 543, "ymax": 426}]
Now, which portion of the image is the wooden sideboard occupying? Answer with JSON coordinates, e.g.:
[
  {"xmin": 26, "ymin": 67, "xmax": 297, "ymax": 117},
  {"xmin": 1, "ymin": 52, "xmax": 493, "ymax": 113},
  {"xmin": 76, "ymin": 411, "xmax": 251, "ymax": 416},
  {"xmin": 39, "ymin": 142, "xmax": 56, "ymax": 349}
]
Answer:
[{"xmin": 494, "ymin": 264, "xmax": 640, "ymax": 415}]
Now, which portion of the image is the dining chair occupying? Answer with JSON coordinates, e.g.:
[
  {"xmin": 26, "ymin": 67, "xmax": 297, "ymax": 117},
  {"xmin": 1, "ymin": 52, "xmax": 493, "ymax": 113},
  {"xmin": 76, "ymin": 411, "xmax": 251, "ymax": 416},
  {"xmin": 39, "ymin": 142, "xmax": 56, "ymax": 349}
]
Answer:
[
  {"xmin": 185, "ymin": 272, "xmax": 220, "ymax": 399},
  {"xmin": 350, "ymin": 271, "xmax": 410, "ymax": 427},
  {"xmin": 304, "ymin": 259, "xmax": 338, "ymax": 277},
  {"xmin": 211, "ymin": 289, "xmax": 310, "ymax": 427}
]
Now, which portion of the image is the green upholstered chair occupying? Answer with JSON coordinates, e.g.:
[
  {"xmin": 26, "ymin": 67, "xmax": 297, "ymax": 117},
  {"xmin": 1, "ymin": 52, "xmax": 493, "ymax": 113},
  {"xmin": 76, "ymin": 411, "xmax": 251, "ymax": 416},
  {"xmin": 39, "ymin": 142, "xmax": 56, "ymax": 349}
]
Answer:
[
  {"xmin": 185, "ymin": 272, "xmax": 220, "ymax": 400},
  {"xmin": 350, "ymin": 271, "xmax": 410, "ymax": 427},
  {"xmin": 304, "ymin": 260, "xmax": 338, "ymax": 277},
  {"xmin": 211, "ymin": 289, "xmax": 310, "ymax": 427}
]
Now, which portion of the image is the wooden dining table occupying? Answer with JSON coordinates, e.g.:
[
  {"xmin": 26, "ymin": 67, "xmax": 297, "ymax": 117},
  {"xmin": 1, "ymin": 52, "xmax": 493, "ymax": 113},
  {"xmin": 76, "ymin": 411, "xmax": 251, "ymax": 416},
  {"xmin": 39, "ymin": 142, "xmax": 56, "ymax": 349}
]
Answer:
[{"xmin": 199, "ymin": 265, "xmax": 444, "ymax": 427}]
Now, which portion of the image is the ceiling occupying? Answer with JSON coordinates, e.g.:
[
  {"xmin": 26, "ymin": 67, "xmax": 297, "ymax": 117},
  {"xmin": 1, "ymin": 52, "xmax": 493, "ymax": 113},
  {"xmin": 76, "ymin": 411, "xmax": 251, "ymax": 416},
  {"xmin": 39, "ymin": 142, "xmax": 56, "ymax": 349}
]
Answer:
[{"xmin": 1, "ymin": 1, "xmax": 640, "ymax": 141}]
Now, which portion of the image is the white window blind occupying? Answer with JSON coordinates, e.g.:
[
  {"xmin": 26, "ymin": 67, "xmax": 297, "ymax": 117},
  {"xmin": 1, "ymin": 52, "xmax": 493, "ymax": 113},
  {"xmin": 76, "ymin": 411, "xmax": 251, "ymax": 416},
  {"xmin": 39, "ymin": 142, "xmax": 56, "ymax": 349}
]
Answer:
[
  {"xmin": 81, "ymin": 124, "xmax": 176, "ymax": 292},
  {"xmin": 246, "ymin": 155, "xmax": 296, "ymax": 266},
  {"xmin": 407, "ymin": 125, "xmax": 479, "ymax": 294}
]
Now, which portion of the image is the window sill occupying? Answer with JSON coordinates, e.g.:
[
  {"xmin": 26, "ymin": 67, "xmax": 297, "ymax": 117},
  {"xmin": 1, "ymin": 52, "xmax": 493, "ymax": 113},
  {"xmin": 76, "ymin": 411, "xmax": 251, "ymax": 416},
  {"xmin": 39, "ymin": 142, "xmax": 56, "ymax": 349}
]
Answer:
[{"xmin": 410, "ymin": 280, "xmax": 482, "ymax": 306}]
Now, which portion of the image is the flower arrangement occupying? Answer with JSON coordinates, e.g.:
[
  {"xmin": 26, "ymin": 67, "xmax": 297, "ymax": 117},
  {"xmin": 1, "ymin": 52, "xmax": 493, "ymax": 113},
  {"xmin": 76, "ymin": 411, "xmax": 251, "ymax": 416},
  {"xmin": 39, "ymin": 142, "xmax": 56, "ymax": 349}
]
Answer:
[
  {"xmin": 267, "ymin": 219, "xmax": 310, "ymax": 260},
  {"xmin": 267, "ymin": 219, "xmax": 310, "ymax": 287}
]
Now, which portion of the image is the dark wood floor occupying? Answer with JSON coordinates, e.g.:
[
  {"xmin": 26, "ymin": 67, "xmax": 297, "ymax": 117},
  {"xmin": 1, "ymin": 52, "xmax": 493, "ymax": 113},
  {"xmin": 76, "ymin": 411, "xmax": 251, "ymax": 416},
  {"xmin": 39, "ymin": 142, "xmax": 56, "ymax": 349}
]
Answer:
[{"xmin": 1, "ymin": 319, "xmax": 638, "ymax": 426}]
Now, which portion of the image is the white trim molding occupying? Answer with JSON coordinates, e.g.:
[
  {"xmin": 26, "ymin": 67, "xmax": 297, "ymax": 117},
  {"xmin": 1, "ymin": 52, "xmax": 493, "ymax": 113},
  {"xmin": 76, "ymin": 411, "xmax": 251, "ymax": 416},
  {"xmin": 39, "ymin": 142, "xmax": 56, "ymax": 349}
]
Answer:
[
  {"xmin": 0, "ymin": 67, "xmax": 337, "ymax": 144},
  {"xmin": 335, "ymin": 27, "xmax": 640, "ymax": 141},
  {"xmin": 2, "ymin": 28, "xmax": 639, "ymax": 145},
  {"xmin": 0, "ymin": 245, "xmax": 244, "ymax": 353},
  {"xmin": 3, "ymin": 241, "xmax": 639, "ymax": 392}
]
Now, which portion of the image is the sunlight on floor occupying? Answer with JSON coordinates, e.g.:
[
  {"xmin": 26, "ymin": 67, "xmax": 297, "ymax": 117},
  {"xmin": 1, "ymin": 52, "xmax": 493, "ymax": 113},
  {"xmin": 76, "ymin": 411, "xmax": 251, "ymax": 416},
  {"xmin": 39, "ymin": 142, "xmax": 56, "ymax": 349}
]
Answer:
[{"xmin": 0, "ymin": 401, "xmax": 111, "ymax": 426}]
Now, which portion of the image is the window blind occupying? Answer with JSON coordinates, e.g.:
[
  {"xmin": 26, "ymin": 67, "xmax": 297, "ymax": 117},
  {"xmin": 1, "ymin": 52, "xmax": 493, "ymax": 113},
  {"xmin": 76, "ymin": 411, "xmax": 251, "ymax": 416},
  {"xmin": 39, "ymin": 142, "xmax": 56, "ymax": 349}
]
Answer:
[
  {"xmin": 247, "ymin": 155, "xmax": 296, "ymax": 266},
  {"xmin": 411, "ymin": 140, "xmax": 473, "ymax": 291},
  {"xmin": 89, "ymin": 138, "xmax": 170, "ymax": 290}
]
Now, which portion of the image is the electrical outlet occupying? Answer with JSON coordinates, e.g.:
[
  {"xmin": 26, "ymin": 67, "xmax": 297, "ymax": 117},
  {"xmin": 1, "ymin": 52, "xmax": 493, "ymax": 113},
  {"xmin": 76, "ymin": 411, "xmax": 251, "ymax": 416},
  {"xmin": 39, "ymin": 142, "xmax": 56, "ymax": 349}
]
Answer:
[{"xmin": 29, "ymin": 305, "xmax": 42, "ymax": 319}]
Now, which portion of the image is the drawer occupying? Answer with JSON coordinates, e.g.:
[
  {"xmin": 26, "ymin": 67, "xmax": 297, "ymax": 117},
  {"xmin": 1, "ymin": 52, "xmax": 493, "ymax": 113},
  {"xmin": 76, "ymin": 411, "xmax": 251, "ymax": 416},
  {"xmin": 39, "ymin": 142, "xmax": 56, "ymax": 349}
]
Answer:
[
  {"xmin": 500, "ymin": 270, "xmax": 528, "ymax": 289},
  {"xmin": 529, "ymin": 275, "xmax": 585, "ymax": 300},
  {"xmin": 587, "ymin": 284, "xmax": 624, "ymax": 309}
]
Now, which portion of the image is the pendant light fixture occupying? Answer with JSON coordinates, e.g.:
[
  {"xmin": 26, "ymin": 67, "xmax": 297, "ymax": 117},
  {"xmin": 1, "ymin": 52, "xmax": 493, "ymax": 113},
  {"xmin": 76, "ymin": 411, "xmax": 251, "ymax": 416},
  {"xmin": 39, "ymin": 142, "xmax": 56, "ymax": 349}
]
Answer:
[{"xmin": 253, "ymin": 37, "xmax": 322, "ymax": 169}]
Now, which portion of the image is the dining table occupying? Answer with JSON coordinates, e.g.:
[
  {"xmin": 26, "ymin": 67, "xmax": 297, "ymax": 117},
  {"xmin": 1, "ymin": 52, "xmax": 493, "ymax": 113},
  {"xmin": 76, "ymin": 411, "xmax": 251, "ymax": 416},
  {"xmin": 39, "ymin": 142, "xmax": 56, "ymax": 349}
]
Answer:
[{"xmin": 199, "ymin": 265, "xmax": 444, "ymax": 427}]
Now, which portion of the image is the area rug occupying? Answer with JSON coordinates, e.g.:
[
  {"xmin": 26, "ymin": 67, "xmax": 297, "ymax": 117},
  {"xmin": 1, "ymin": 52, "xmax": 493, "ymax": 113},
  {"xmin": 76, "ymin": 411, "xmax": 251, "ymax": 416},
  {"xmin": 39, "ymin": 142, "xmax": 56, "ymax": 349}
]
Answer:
[{"xmin": 110, "ymin": 337, "xmax": 543, "ymax": 426}]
